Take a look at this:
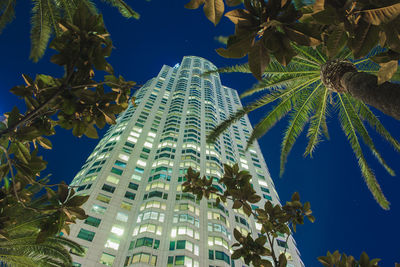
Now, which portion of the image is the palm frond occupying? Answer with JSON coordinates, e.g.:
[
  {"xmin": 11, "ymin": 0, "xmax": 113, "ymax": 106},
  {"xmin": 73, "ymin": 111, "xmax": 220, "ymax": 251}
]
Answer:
[
  {"xmin": 81, "ymin": 0, "xmax": 98, "ymax": 15},
  {"xmin": 202, "ymin": 63, "xmax": 251, "ymax": 76},
  {"xmin": 280, "ymin": 83, "xmax": 322, "ymax": 176},
  {"xmin": 0, "ymin": 0, "xmax": 16, "ymax": 34},
  {"xmin": 101, "ymin": 0, "xmax": 140, "ymax": 19},
  {"xmin": 246, "ymin": 94, "xmax": 295, "ymax": 149},
  {"xmin": 57, "ymin": 0, "xmax": 78, "ymax": 21},
  {"xmin": 341, "ymin": 94, "xmax": 395, "ymax": 176},
  {"xmin": 46, "ymin": 0, "xmax": 62, "ymax": 37},
  {"xmin": 30, "ymin": 0, "xmax": 53, "ymax": 62},
  {"xmin": 337, "ymin": 94, "xmax": 390, "ymax": 210},
  {"xmin": 353, "ymin": 99, "xmax": 400, "ymax": 153},
  {"xmin": 207, "ymin": 76, "xmax": 320, "ymax": 143},
  {"xmin": 293, "ymin": 44, "xmax": 325, "ymax": 65},
  {"xmin": 241, "ymin": 73, "xmax": 319, "ymax": 98},
  {"xmin": 305, "ymin": 86, "xmax": 329, "ymax": 157}
]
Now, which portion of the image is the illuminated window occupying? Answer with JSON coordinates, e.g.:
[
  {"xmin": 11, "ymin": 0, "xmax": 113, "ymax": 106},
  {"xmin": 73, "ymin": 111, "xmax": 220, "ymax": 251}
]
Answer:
[{"xmin": 111, "ymin": 225, "xmax": 124, "ymax": 236}]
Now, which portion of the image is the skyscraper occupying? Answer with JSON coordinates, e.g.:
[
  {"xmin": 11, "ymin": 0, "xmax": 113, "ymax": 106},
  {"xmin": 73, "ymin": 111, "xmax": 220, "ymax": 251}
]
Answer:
[{"xmin": 68, "ymin": 56, "xmax": 303, "ymax": 267}]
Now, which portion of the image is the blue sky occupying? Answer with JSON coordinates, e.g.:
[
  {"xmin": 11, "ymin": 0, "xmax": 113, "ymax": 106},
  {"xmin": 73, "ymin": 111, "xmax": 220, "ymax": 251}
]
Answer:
[{"xmin": 0, "ymin": 1, "xmax": 399, "ymax": 266}]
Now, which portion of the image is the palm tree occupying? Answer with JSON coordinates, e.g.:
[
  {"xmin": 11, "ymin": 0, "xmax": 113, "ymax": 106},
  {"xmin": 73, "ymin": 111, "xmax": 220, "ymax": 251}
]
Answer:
[
  {"xmin": 0, "ymin": 234, "xmax": 84, "ymax": 266},
  {"xmin": 0, "ymin": 0, "xmax": 139, "ymax": 62},
  {"xmin": 207, "ymin": 46, "xmax": 400, "ymax": 210}
]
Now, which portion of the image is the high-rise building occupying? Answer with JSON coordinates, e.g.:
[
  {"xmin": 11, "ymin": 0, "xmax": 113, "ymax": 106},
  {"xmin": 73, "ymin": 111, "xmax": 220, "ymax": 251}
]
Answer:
[{"xmin": 68, "ymin": 56, "xmax": 303, "ymax": 267}]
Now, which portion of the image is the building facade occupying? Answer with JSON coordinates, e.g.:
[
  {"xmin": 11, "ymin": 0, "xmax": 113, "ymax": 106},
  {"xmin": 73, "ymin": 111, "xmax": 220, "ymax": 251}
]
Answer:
[{"xmin": 68, "ymin": 56, "xmax": 303, "ymax": 267}]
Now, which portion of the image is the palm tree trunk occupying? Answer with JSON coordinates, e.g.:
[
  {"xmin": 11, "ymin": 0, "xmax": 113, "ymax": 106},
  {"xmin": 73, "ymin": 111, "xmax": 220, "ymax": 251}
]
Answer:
[{"xmin": 341, "ymin": 72, "xmax": 400, "ymax": 120}]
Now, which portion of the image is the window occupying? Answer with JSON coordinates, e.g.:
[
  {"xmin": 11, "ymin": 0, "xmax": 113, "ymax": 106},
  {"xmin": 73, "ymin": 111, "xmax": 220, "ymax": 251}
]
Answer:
[
  {"xmin": 124, "ymin": 191, "xmax": 136, "ymax": 200},
  {"xmin": 277, "ymin": 239, "xmax": 288, "ymax": 248},
  {"xmin": 116, "ymin": 212, "xmax": 128, "ymax": 222},
  {"xmin": 121, "ymin": 201, "xmax": 132, "ymax": 211},
  {"xmin": 114, "ymin": 160, "xmax": 127, "ymax": 168},
  {"xmin": 215, "ymin": 250, "xmax": 230, "ymax": 264},
  {"xmin": 105, "ymin": 238, "xmax": 120, "ymax": 250},
  {"xmin": 111, "ymin": 225, "xmax": 124, "ymax": 236},
  {"xmin": 134, "ymin": 237, "xmax": 160, "ymax": 249},
  {"xmin": 111, "ymin": 167, "xmax": 123, "ymax": 175},
  {"xmin": 84, "ymin": 216, "xmax": 101, "ymax": 227},
  {"xmin": 128, "ymin": 182, "xmax": 139, "ymax": 190},
  {"xmin": 169, "ymin": 240, "xmax": 199, "ymax": 256},
  {"xmin": 131, "ymin": 253, "xmax": 157, "ymax": 266},
  {"xmin": 77, "ymin": 229, "xmax": 95, "ymax": 242},
  {"xmin": 137, "ymin": 211, "xmax": 165, "ymax": 223},
  {"xmin": 102, "ymin": 184, "xmax": 116, "ymax": 193},
  {"xmin": 173, "ymin": 213, "xmax": 199, "ymax": 228},
  {"xmin": 99, "ymin": 252, "xmax": 115, "ymax": 266},
  {"xmin": 135, "ymin": 167, "xmax": 144, "ymax": 173},
  {"xmin": 132, "ymin": 223, "xmax": 162, "ymax": 236},
  {"xmin": 91, "ymin": 204, "xmax": 106, "ymax": 215},
  {"xmin": 140, "ymin": 200, "xmax": 166, "ymax": 210},
  {"xmin": 96, "ymin": 193, "xmax": 111, "ymax": 204},
  {"xmin": 106, "ymin": 175, "xmax": 119, "ymax": 184},
  {"xmin": 170, "ymin": 226, "xmax": 199, "ymax": 240},
  {"xmin": 131, "ymin": 173, "xmax": 142, "ymax": 181}
]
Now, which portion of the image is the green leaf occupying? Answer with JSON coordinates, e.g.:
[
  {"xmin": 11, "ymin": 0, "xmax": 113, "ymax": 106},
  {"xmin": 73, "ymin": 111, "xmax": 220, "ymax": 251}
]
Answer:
[
  {"xmin": 15, "ymin": 142, "xmax": 31, "ymax": 164},
  {"xmin": 103, "ymin": 0, "xmax": 140, "ymax": 19},
  {"xmin": 304, "ymin": 87, "xmax": 329, "ymax": 157},
  {"xmin": 280, "ymin": 84, "xmax": 321, "ymax": 176},
  {"xmin": 337, "ymin": 94, "xmax": 390, "ymax": 210},
  {"xmin": 84, "ymin": 124, "xmax": 99, "ymax": 139},
  {"xmin": 7, "ymin": 106, "xmax": 20, "ymax": 128},
  {"xmin": 30, "ymin": 0, "xmax": 54, "ymax": 62},
  {"xmin": 0, "ymin": 0, "xmax": 16, "ymax": 34},
  {"xmin": 72, "ymin": 121, "xmax": 87, "ymax": 137},
  {"xmin": 66, "ymin": 195, "xmax": 89, "ymax": 207},
  {"xmin": 37, "ymin": 136, "xmax": 52, "ymax": 149}
]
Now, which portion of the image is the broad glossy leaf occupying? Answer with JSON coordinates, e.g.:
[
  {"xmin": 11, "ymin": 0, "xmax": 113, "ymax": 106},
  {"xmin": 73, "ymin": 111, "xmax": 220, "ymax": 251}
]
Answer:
[
  {"xmin": 203, "ymin": 0, "xmax": 224, "ymax": 25},
  {"xmin": 361, "ymin": 3, "xmax": 400, "ymax": 25},
  {"xmin": 248, "ymin": 40, "xmax": 270, "ymax": 80},
  {"xmin": 378, "ymin": 60, "xmax": 398, "ymax": 84},
  {"xmin": 216, "ymin": 34, "xmax": 254, "ymax": 58},
  {"xmin": 284, "ymin": 26, "xmax": 321, "ymax": 46},
  {"xmin": 348, "ymin": 21, "xmax": 380, "ymax": 59},
  {"xmin": 185, "ymin": 0, "xmax": 205, "ymax": 9},
  {"xmin": 226, "ymin": 0, "xmax": 242, "ymax": 7},
  {"xmin": 326, "ymin": 25, "xmax": 348, "ymax": 59}
]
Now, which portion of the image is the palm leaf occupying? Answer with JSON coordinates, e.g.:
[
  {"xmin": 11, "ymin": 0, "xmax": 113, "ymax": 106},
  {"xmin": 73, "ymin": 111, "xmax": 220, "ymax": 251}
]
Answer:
[
  {"xmin": 207, "ymin": 76, "xmax": 320, "ymax": 143},
  {"xmin": 0, "ymin": 0, "xmax": 16, "ymax": 34},
  {"xmin": 353, "ymin": 100, "xmax": 400, "ymax": 153},
  {"xmin": 102, "ymin": 0, "xmax": 140, "ymax": 19},
  {"xmin": 46, "ymin": 0, "xmax": 62, "ymax": 37},
  {"xmin": 246, "ymin": 94, "xmax": 295, "ymax": 149},
  {"xmin": 30, "ymin": 0, "xmax": 53, "ymax": 62},
  {"xmin": 280, "ymin": 83, "xmax": 322, "ymax": 176},
  {"xmin": 337, "ymin": 94, "xmax": 390, "ymax": 210},
  {"xmin": 202, "ymin": 63, "xmax": 251, "ymax": 76},
  {"xmin": 305, "ymin": 86, "xmax": 329, "ymax": 157},
  {"xmin": 241, "ymin": 73, "xmax": 319, "ymax": 98},
  {"xmin": 57, "ymin": 0, "xmax": 78, "ymax": 21},
  {"xmin": 341, "ymin": 93, "xmax": 395, "ymax": 176}
]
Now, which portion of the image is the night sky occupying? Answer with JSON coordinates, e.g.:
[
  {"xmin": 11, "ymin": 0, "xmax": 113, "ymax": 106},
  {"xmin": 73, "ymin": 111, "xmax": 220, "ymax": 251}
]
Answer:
[{"xmin": 0, "ymin": 1, "xmax": 399, "ymax": 266}]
